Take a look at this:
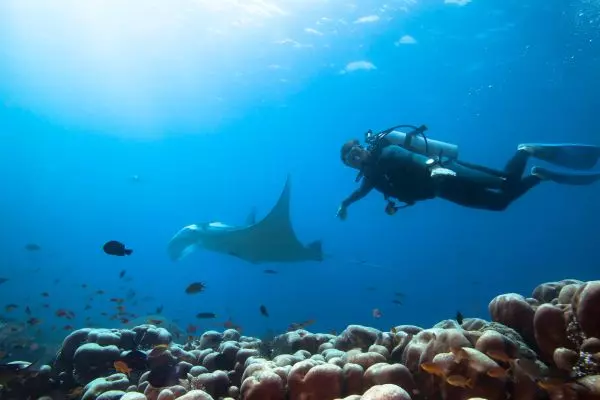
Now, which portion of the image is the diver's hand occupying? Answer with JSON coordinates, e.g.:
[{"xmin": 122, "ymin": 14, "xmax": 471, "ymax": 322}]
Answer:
[{"xmin": 336, "ymin": 205, "xmax": 348, "ymax": 221}]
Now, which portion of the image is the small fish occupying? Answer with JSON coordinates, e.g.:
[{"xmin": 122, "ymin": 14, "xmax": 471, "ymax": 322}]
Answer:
[
  {"xmin": 0, "ymin": 361, "xmax": 38, "ymax": 386},
  {"xmin": 223, "ymin": 318, "xmax": 243, "ymax": 332},
  {"xmin": 63, "ymin": 325, "xmax": 74, "ymax": 330},
  {"xmin": 24, "ymin": 243, "xmax": 41, "ymax": 252},
  {"xmin": 84, "ymin": 305, "xmax": 92, "ymax": 310},
  {"xmin": 0, "ymin": 278, "xmax": 8, "ymax": 285},
  {"xmin": 263, "ymin": 269, "xmax": 278, "ymax": 274},
  {"xmin": 103, "ymin": 240, "xmax": 133, "ymax": 257},
  {"xmin": 55, "ymin": 309, "xmax": 68, "ymax": 317},
  {"xmin": 287, "ymin": 319, "xmax": 315, "ymax": 331},
  {"xmin": 41, "ymin": 292, "xmax": 49, "ymax": 297},
  {"xmin": 259, "ymin": 305, "xmax": 269, "ymax": 317},
  {"xmin": 114, "ymin": 360, "xmax": 132, "ymax": 376},
  {"xmin": 25, "ymin": 306, "xmax": 31, "ymax": 315},
  {"xmin": 156, "ymin": 305, "xmax": 163, "ymax": 314},
  {"xmin": 196, "ymin": 312, "xmax": 216, "ymax": 319},
  {"xmin": 394, "ymin": 292, "xmax": 405, "ymax": 298},
  {"xmin": 27, "ymin": 318, "xmax": 41, "ymax": 326},
  {"xmin": 5, "ymin": 304, "xmax": 18, "ymax": 312},
  {"xmin": 187, "ymin": 324, "xmax": 197, "ymax": 334},
  {"xmin": 372, "ymin": 308, "xmax": 382, "ymax": 318},
  {"xmin": 420, "ymin": 362, "xmax": 445, "ymax": 376},
  {"xmin": 185, "ymin": 282, "xmax": 206, "ymax": 294},
  {"xmin": 147, "ymin": 318, "xmax": 163, "ymax": 325},
  {"xmin": 392, "ymin": 299, "xmax": 402, "ymax": 305},
  {"xmin": 119, "ymin": 270, "xmax": 126, "ymax": 278},
  {"xmin": 96, "ymin": 290, "xmax": 104, "ymax": 295},
  {"xmin": 456, "ymin": 311, "xmax": 464, "ymax": 325},
  {"xmin": 446, "ymin": 374, "xmax": 473, "ymax": 388}
]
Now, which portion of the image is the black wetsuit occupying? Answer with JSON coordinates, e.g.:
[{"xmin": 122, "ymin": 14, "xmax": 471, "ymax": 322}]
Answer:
[{"xmin": 342, "ymin": 144, "xmax": 541, "ymax": 211}]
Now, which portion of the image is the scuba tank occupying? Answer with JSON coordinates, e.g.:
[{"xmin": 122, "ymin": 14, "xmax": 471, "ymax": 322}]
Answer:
[{"xmin": 365, "ymin": 124, "xmax": 459, "ymax": 160}]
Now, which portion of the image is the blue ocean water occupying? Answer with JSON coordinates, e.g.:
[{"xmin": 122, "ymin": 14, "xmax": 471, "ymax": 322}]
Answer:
[{"xmin": 0, "ymin": 0, "xmax": 599, "ymax": 362}]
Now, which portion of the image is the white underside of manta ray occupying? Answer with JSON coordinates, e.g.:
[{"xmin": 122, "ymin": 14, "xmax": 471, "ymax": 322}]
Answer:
[{"xmin": 167, "ymin": 175, "xmax": 323, "ymax": 264}]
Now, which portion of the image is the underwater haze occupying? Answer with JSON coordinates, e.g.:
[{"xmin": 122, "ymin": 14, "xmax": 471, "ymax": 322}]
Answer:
[{"xmin": 1, "ymin": 0, "xmax": 599, "ymax": 361}]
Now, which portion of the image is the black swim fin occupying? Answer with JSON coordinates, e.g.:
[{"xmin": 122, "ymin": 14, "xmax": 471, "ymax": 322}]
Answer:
[
  {"xmin": 532, "ymin": 166, "xmax": 600, "ymax": 185},
  {"xmin": 519, "ymin": 143, "xmax": 600, "ymax": 170}
]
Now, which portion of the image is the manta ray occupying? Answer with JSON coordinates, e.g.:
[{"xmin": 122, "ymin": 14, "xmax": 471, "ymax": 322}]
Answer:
[{"xmin": 167, "ymin": 176, "xmax": 323, "ymax": 264}]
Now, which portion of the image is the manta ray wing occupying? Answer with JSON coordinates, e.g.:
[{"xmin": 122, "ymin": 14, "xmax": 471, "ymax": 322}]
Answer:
[{"xmin": 204, "ymin": 175, "xmax": 322, "ymax": 263}]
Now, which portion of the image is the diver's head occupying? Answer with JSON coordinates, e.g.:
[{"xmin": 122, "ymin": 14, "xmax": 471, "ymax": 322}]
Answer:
[{"xmin": 341, "ymin": 139, "xmax": 369, "ymax": 169}]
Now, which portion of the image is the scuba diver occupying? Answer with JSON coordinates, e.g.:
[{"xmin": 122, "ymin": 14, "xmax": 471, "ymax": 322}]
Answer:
[{"xmin": 337, "ymin": 124, "xmax": 600, "ymax": 219}]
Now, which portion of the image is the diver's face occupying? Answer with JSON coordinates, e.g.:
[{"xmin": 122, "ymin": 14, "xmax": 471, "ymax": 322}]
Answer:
[{"xmin": 344, "ymin": 146, "xmax": 368, "ymax": 169}]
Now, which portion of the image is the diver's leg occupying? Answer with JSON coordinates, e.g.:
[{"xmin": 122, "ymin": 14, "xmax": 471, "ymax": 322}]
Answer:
[
  {"xmin": 503, "ymin": 148, "xmax": 530, "ymax": 180},
  {"xmin": 456, "ymin": 148, "xmax": 532, "ymax": 180},
  {"xmin": 435, "ymin": 174, "xmax": 541, "ymax": 211},
  {"xmin": 497, "ymin": 175, "xmax": 542, "ymax": 209},
  {"xmin": 435, "ymin": 177, "xmax": 507, "ymax": 210}
]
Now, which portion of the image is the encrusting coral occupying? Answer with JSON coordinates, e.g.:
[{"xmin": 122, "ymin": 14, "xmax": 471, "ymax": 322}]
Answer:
[{"xmin": 1, "ymin": 279, "xmax": 599, "ymax": 400}]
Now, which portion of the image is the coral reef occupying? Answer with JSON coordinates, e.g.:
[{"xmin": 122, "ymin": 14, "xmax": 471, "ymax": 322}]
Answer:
[{"xmin": 1, "ymin": 279, "xmax": 599, "ymax": 400}]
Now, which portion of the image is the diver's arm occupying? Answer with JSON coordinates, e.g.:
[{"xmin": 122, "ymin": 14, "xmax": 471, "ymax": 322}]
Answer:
[
  {"xmin": 341, "ymin": 179, "xmax": 374, "ymax": 208},
  {"xmin": 337, "ymin": 179, "xmax": 374, "ymax": 220}
]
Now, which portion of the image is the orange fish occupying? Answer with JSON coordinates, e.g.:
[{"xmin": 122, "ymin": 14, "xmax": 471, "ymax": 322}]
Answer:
[
  {"xmin": 420, "ymin": 362, "xmax": 445, "ymax": 377},
  {"xmin": 446, "ymin": 375, "xmax": 473, "ymax": 388},
  {"xmin": 223, "ymin": 318, "xmax": 242, "ymax": 332},
  {"xmin": 5, "ymin": 304, "xmax": 18, "ymax": 312},
  {"xmin": 113, "ymin": 361, "xmax": 132, "ymax": 376},
  {"xmin": 537, "ymin": 377, "xmax": 569, "ymax": 391}
]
